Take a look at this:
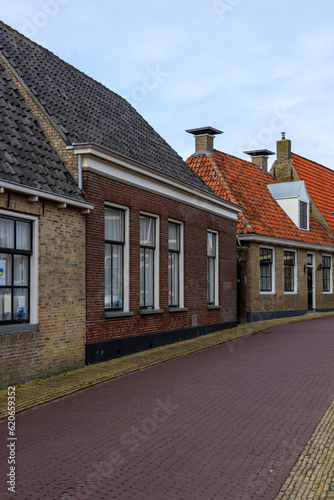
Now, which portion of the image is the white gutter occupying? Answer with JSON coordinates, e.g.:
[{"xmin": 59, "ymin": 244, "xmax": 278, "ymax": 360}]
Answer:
[
  {"xmin": 0, "ymin": 180, "xmax": 93, "ymax": 211},
  {"xmin": 238, "ymin": 233, "xmax": 334, "ymax": 252},
  {"xmin": 72, "ymin": 143, "xmax": 242, "ymax": 220}
]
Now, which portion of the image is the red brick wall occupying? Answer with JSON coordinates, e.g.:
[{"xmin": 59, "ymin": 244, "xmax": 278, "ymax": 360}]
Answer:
[{"xmin": 84, "ymin": 171, "xmax": 237, "ymax": 344}]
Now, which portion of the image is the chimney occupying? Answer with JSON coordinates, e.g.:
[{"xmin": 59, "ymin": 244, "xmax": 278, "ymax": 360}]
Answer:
[
  {"xmin": 186, "ymin": 127, "xmax": 223, "ymax": 153},
  {"xmin": 244, "ymin": 149, "xmax": 275, "ymax": 173},
  {"xmin": 269, "ymin": 132, "xmax": 295, "ymax": 182}
]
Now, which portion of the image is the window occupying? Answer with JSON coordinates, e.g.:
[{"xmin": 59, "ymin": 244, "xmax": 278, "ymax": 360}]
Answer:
[
  {"xmin": 0, "ymin": 216, "xmax": 32, "ymax": 324},
  {"xmin": 168, "ymin": 222, "xmax": 181, "ymax": 307},
  {"xmin": 207, "ymin": 231, "xmax": 218, "ymax": 305},
  {"xmin": 299, "ymin": 201, "xmax": 308, "ymax": 230},
  {"xmin": 322, "ymin": 255, "xmax": 332, "ymax": 293},
  {"xmin": 140, "ymin": 215, "xmax": 157, "ymax": 309},
  {"xmin": 284, "ymin": 251, "xmax": 296, "ymax": 292},
  {"xmin": 105, "ymin": 207, "xmax": 125, "ymax": 311},
  {"xmin": 260, "ymin": 248, "xmax": 273, "ymax": 292}
]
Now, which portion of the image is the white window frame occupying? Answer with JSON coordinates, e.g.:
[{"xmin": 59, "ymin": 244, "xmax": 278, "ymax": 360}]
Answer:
[
  {"xmin": 140, "ymin": 212, "xmax": 160, "ymax": 310},
  {"xmin": 207, "ymin": 230, "xmax": 219, "ymax": 306},
  {"xmin": 0, "ymin": 209, "xmax": 38, "ymax": 326},
  {"xmin": 105, "ymin": 202, "xmax": 130, "ymax": 312},
  {"xmin": 168, "ymin": 219, "xmax": 184, "ymax": 309},
  {"xmin": 259, "ymin": 246, "xmax": 275, "ymax": 295},
  {"xmin": 283, "ymin": 249, "xmax": 297, "ymax": 294},
  {"xmin": 322, "ymin": 254, "xmax": 333, "ymax": 294},
  {"xmin": 299, "ymin": 200, "xmax": 309, "ymax": 231}
]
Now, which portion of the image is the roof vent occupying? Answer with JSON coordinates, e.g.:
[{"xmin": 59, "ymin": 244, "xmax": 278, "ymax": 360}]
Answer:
[{"xmin": 186, "ymin": 127, "xmax": 223, "ymax": 154}]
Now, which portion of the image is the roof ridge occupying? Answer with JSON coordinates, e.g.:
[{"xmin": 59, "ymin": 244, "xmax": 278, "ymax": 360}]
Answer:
[
  {"xmin": 292, "ymin": 152, "xmax": 334, "ymax": 174},
  {"xmin": 0, "ymin": 20, "xmax": 131, "ymax": 111}
]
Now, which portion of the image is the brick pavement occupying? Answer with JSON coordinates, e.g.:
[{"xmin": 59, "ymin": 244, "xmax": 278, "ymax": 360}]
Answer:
[{"xmin": 1, "ymin": 315, "xmax": 334, "ymax": 499}]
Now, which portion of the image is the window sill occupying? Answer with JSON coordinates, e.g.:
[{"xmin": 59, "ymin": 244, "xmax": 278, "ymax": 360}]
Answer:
[
  {"xmin": 168, "ymin": 307, "xmax": 188, "ymax": 313},
  {"xmin": 284, "ymin": 291, "xmax": 297, "ymax": 295},
  {"xmin": 105, "ymin": 311, "xmax": 134, "ymax": 319},
  {"xmin": 322, "ymin": 291, "xmax": 333, "ymax": 295},
  {"xmin": 207, "ymin": 305, "xmax": 222, "ymax": 310},
  {"xmin": 0, "ymin": 323, "xmax": 38, "ymax": 335},
  {"xmin": 260, "ymin": 291, "xmax": 275, "ymax": 295},
  {"xmin": 140, "ymin": 308, "xmax": 164, "ymax": 315}
]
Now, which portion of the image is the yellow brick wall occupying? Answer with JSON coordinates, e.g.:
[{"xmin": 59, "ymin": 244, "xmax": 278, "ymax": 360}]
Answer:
[
  {"xmin": 245, "ymin": 242, "xmax": 334, "ymax": 320},
  {"xmin": 0, "ymin": 193, "xmax": 86, "ymax": 388}
]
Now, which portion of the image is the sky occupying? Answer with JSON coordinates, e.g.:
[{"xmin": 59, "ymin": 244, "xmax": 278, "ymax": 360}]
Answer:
[{"xmin": 2, "ymin": 0, "xmax": 334, "ymax": 170}]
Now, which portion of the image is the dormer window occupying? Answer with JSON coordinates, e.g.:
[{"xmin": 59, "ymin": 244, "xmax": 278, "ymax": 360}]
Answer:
[
  {"xmin": 267, "ymin": 181, "xmax": 310, "ymax": 231},
  {"xmin": 299, "ymin": 201, "xmax": 308, "ymax": 229}
]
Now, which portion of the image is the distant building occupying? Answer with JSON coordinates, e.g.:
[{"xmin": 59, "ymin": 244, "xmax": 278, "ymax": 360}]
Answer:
[{"xmin": 186, "ymin": 128, "xmax": 334, "ymax": 322}]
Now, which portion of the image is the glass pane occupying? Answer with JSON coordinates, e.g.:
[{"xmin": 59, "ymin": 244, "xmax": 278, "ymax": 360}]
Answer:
[
  {"xmin": 207, "ymin": 232, "xmax": 216, "ymax": 257},
  {"xmin": 105, "ymin": 244, "xmax": 111, "ymax": 308},
  {"xmin": 322, "ymin": 256, "xmax": 331, "ymax": 269},
  {"xmin": 307, "ymin": 254, "xmax": 313, "ymax": 266},
  {"xmin": 284, "ymin": 251, "xmax": 294, "ymax": 265},
  {"xmin": 144, "ymin": 248, "xmax": 154, "ymax": 307},
  {"xmin": 105, "ymin": 208, "xmax": 124, "ymax": 242},
  {"xmin": 140, "ymin": 216, "xmax": 155, "ymax": 247},
  {"xmin": 16, "ymin": 221, "xmax": 31, "ymax": 250},
  {"xmin": 169, "ymin": 252, "xmax": 179, "ymax": 306},
  {"xmin": 14, "ymin": 289, "xmax": 28, "ymax": 321},
  {"xmin": 112, "ymin": 245, "xmax": 123, "ymax": 309},
  {"xmin": 0, "ymin": 218, "xmax": 14, "ymax": 249},
  {"xmin": 14, "ymin": 255, "xmax": 28, "ymax": 286},
  {"xmin": 0, "ymin": 254, "xmax": 12, "ymax": 286},
  {"xmin": 208, "ymin": 257, "xmax": 215, "ymax": 304},
  {"xmin": 0, "ymin": 288, "xmax": 11, "ymax": 321},
  {"xmin": 260, "ymin": 248, "xmax": 272, "ymax": 263},
  {"xmin": 169, "ymin": 223, "xmax": 180, "ymax": 251}
]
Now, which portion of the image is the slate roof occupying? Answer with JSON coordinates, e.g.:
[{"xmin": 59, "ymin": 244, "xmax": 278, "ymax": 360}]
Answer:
[
  {"xmin": 0, "ymin": 61, "xmax": 87, "ymax": 203},
  {"xmin": 0, "ymin": 21, "xmax": 213, "ymax": 195},
  {"xmin": 292, "ymin": 153, "xmax": 334, "ymax": 233},
  {"xmin": 186, "ymin": 150, "xmax": 334, "ymax": 246}
]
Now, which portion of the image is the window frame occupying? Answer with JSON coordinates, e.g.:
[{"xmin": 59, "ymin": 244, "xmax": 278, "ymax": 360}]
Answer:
[
  {"xmin": 140, "ymin": 212, "xmax": 159, "ymax": 310},
  {"xmin": 0, "ymin": 212, "xmax": 38, "ymax": 326},
  {"xmin": 322, "ymin": 254, "xmax": 332, "ymax": 294},
  {"xmin": 104, "ymin": 203, "xmax": 130, "ymax": 314},
  {"xmin": 283, "ymin": 249, "xmax": 297, "ymax": 294},
  {"xmin": 299, "ymin": 201, "xmax": 308, "ymax": 230},
  {"xmin": 168, "ymin": 220, "xmax": 184, "ymax": 309},
  {"xmin": 259, "ymin": 246, "xmax": 275, "ymax": 294},
  {"xmin": 207, "ymin": 230, "xmax": 219, "ymax": 306}
]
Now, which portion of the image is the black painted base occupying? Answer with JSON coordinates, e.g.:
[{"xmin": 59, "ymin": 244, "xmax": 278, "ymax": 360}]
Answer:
[
  {"xmin": 86, "ymin": 320, "xmax": 237, "ymax": 365},
  {"xmin": 247, "ymin": 309, "xmax": 308, "ymax": 323}
]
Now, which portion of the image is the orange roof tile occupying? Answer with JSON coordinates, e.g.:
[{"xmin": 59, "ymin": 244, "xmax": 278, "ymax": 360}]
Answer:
[
  {"xmin": 292, "ymin": 153, "xmax": 334, "ymax": 232},
  {"xmin": 186, "ymin": 150, "xmax": 334, "ymax": 246}
]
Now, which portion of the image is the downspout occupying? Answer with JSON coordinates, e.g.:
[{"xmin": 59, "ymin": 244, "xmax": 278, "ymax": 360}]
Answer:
[{"xmin": 78, "ymin": 153, "xmax": 82, "ymax": 190}]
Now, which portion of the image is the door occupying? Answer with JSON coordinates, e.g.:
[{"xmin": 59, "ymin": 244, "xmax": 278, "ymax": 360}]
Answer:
[{"xmin": 307, "ymin": 254, "xmax": 314, "ymax": 310}]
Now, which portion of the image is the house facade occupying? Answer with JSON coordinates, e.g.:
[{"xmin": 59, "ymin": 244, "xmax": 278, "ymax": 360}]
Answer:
[
  {"xmin": 186, "ymin": 128, "xmax": 334, "ymax": 322},
  {"xmin": 0, "ymin": 21, "xmax": 240, "ymax": 374},
  {"xmin": 0, "ymin": 47, "xmax": 92, "ymax": 388}
]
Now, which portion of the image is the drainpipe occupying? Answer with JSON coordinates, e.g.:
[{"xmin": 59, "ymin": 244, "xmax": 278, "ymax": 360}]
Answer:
[{"xmin": 77, "ymin": 153, "xmax": 82, "ymax": 190}]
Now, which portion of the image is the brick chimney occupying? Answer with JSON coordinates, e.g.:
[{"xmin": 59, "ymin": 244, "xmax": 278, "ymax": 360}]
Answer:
[
  {"xmin": 270, "ymin": 133, "xmax": 296, "ymax": 182},
  {"xmin": 186, "ymin": 127, "xmax": 223, "ymax": 153},
  {"xmin": 244, "ymin": 149, "xmax": 275, "ymax": 173}
]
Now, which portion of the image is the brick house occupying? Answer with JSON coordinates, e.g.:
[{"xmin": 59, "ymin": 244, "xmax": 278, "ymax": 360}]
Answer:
[
  {"xmin": 186, "ymin": 128, "xmax": 334, "ymax": 322},
  {"xmin": 0, "ymin": 22, "xmax": 240, "ymax": 369},
  {"xmin": 0, "ymin": 39, "xmax": 93, "ymax": 388}
]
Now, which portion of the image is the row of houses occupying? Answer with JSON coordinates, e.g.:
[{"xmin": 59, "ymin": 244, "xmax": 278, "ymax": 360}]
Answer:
[{"xmin": 1, "ymin": 21, "xmax": 334, "ymax": 388}]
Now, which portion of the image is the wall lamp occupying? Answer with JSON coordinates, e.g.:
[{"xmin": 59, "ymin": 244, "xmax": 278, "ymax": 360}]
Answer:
[{"xmin": 317, "ymin": 263, "xmax": 323, "ymax": 271}]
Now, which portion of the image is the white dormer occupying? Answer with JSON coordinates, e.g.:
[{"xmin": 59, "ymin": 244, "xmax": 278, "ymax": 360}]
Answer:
[{"xmin": 267, "ymin": 181, "xmax": 310, "ymax": 231}]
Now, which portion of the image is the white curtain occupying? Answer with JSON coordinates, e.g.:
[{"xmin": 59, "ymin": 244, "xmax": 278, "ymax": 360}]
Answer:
[
  {"xmin": 0, "ymin": 218, "xmax": 14, "ymax": 248},
  {"xmin": 16, "ymin": 221, "xmax": 31, "ymax": 250},
  {"xmin": 105, "ymin": 208, "xmax": 124, "ymax": 242},
  {"xmin": 140, "ymin": 216, "xmax": 154, "ymax": 246}
]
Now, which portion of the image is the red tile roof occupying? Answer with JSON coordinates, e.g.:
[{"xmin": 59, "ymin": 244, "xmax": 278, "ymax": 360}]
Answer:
[
  {"xmin": 186, "ymin": 150, "xmax": 334, "ymax": 246},
  {"xmin": 292, "ymin": 153, "xmax": 334, "ymax": 232}
]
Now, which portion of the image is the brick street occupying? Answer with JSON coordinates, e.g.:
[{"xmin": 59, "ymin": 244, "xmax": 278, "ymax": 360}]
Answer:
[{"xmin": 1, "ymin": 316, "xmax": 334, "ymax": 499}]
